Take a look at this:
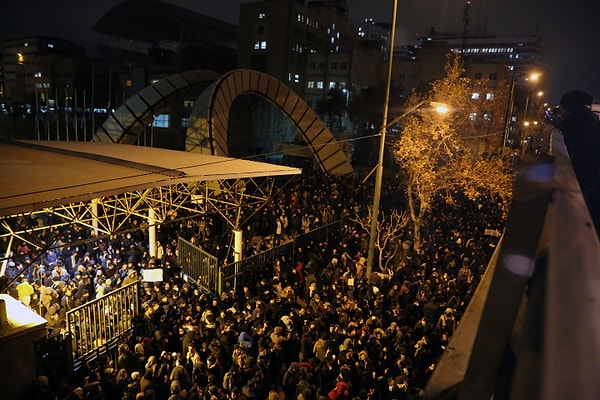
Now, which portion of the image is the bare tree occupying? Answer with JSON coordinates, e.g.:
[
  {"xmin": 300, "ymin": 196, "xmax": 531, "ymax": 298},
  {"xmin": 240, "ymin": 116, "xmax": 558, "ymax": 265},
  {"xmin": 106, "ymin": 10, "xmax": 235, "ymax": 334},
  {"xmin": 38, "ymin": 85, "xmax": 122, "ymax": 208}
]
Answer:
[{"xmin": 352, "ymin": 206, "xmax": 410, "ymax": 272}]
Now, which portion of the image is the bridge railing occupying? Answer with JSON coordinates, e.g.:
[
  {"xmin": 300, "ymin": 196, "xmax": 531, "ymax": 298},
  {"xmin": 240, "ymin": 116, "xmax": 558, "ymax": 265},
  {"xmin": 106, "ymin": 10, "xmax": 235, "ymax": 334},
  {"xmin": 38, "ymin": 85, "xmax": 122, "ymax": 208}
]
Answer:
[{"xmin": 423, "ymin": 129, "xmax": 600, "ymax": 399}]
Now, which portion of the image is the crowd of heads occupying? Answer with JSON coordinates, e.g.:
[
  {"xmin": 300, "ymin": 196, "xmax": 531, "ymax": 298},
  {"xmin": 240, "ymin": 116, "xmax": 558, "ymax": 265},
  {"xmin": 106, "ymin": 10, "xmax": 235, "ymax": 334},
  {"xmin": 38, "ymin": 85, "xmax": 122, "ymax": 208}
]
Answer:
[{"xmin": 8, "ymin": 173, "xmax": 506, "ymax": 400}]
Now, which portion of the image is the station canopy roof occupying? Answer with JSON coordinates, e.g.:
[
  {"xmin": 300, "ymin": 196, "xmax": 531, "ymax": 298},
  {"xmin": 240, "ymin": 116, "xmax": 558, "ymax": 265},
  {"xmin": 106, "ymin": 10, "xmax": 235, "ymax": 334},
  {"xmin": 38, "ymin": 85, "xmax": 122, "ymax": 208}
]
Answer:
[{"xmin": 0, "ymin": 140, "xmax": 301, "ymax": 217}]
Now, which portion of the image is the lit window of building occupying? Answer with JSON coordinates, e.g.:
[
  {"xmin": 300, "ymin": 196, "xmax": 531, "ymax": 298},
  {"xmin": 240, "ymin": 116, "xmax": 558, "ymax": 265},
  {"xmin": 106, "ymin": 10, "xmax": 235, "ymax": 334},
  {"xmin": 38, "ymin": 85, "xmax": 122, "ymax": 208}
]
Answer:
[
  {"xmin": 486, "ymin": 93, "xmax": 494, "ymax": 100},
  {"xmin": 254, "ymin": 40, "xmax": 267, "ymax": 50},
  {"xmin": 294, "ymin": 74, "xmax": 300, "ymax": 83},
  {"xmin": 258, "ymin": 11, "xmax": 266, "ymax": 19},
  {"xmin": 469, "ymin": 113, "xmax": 477, "ymax": 121},
  {"xmin": 317, "ymin": 81, "xmax": 324, "ymax": 89},
  {"xmin": 471, "ymin": 93, "xmax": 480, "ymax": 100},
  {"xmin": 125, "ymin": 79, "xmax": 132, "ymax": 87},
  {"xmin": 153, "ymin": 114, "xmax": 169, "ymax": 128},
  {"xmin": 328, "ymin": 81, "xmax": 336, "ymax": 89},
  {"xmin": 307, "ymin": 81, "xmax": 315, "ymax": 89}
]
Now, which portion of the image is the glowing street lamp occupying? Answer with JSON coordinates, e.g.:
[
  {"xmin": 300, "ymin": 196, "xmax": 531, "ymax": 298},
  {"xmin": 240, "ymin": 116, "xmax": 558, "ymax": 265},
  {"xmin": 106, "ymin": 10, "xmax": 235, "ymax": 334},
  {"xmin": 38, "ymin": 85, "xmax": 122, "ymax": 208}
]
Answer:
[
  {"xmin": 527, "ymin": 72, "xmax": 540, "ymax": 83},
  {"xmin": 431, "ymin": 101, "xmax": 450, "ymax": 114}
]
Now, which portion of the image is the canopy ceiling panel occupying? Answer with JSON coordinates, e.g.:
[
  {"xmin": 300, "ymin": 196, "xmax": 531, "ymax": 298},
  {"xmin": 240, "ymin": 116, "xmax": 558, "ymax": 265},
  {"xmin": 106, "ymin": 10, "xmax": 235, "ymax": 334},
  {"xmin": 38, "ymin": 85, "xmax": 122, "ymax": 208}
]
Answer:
[{"xmin": 0, "ymin": 140, "xmax": 300, "ymax": 217}]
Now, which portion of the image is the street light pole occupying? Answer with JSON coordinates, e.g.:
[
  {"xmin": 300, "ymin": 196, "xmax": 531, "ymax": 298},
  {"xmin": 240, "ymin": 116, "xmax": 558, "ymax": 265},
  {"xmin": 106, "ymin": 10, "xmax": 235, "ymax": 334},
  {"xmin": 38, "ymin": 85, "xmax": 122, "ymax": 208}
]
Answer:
[
  {"xmin": 366, "ymin": 0, "xmax": 398, "ymax": 280},
  {"xmin": 503, "ymin": 73, "xmax": 516, "ymax": 150}
]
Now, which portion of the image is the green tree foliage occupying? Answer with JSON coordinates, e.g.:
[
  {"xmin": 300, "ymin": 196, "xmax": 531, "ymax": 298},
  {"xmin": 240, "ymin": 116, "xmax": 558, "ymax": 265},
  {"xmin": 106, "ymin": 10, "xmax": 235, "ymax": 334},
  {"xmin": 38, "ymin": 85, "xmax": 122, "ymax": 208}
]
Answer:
[{"xmin": 394, "ymin": 54, "xmax": 514, "ymax": 249}]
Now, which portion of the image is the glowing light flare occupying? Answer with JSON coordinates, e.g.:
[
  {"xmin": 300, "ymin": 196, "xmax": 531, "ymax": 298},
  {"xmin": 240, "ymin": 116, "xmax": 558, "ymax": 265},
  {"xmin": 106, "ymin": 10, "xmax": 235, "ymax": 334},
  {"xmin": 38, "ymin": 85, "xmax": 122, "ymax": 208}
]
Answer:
[
  {"xmin": 503, "ymin": 254, "xmax": 535, "ymax": 277},
  {"xmin": 430, "ymin": 101, "xmax": 450, "ymax": 114},
  {"xmin": 528, "ymin": 72, "xmax": 541, "ymax": 82}
]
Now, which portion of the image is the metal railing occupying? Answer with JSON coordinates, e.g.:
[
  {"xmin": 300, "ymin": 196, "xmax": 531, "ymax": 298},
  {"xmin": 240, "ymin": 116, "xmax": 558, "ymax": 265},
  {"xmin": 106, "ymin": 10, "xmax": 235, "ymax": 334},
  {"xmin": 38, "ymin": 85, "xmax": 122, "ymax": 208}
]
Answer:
[
  {"xmin": 178, "ymin": 237, "xmax": 219, "ymax": 292},
  {"xmin": 220, "ymin": 241, "xmax": 295, "ymax": 294},
  {"xmin": 218, "ymin": 212, "xmax": 360, "ymax": 294},
  {"xmin": 423, "ymin": 129, "xmax": 600, "ymax": 399},
  {"xmin": 66, "ymin": 281, "xmax": 140, "ymax": 369}
]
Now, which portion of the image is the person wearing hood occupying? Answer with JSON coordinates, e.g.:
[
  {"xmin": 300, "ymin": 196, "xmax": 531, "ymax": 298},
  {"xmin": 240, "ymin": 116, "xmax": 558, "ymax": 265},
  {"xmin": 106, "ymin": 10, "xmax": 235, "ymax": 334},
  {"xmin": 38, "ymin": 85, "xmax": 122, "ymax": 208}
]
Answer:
[
  {"xmin": 327, "ymin": 379, "xmax": 349, "ymax": 400},
  {"xmin": 4, "ymin": 260, "xmax": 19, "ymax": 280}
]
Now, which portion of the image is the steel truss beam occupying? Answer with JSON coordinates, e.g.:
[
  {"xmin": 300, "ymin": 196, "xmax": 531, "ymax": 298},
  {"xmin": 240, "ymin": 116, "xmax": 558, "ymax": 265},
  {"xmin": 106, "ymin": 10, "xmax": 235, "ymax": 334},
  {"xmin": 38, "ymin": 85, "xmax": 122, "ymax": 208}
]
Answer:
[{"xmin": 0, "ymin": 176, "xmax": 279, "ymax": 264}]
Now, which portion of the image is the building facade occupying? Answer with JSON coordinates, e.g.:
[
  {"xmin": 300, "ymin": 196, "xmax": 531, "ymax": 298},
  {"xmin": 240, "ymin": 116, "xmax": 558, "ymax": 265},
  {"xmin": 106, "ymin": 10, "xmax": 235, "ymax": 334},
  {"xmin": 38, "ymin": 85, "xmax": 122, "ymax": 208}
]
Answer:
[{"xmin": 0, "ymin": 36, "xmax": 112, "ymax": 141}]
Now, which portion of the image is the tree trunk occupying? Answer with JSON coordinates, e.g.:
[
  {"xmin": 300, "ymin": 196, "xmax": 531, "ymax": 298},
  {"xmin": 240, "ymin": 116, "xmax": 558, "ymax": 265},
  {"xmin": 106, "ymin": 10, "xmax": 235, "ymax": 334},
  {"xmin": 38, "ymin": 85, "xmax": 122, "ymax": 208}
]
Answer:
[{"xmin": 407, "ymin": 184, "xmax": 423, "ymax": 251}]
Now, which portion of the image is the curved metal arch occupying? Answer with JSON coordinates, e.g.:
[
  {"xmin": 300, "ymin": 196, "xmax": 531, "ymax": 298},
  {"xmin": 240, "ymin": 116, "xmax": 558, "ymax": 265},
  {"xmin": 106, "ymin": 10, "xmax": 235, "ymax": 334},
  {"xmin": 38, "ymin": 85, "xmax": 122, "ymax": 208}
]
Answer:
[
  {"xmin": 94, "ymin": 69, "xmax": 221, "ymax": 144},
  {"xmin": 187, "ymin": 69, "xmax": 354, "ymax": 176}
]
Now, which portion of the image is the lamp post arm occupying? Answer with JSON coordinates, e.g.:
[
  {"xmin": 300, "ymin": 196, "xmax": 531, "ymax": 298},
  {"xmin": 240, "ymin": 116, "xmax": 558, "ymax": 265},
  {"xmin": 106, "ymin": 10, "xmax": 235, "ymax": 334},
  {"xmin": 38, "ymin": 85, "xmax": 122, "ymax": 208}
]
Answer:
[{"xmin": 383, "ymin": 100, "xmax": 428, "ymax": 130}]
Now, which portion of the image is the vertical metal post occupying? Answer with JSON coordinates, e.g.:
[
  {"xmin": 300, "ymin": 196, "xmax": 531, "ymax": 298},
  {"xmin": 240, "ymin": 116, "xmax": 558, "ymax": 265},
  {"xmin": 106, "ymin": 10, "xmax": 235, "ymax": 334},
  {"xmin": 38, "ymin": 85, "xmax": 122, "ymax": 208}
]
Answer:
[
  {"xmin": 366, "ymin": 0, "xmax": 398, "ymax": 279},
  {"xmin": 65, "ymin": 85, "xmax": 69, "ymax": 141},
  {"xmin": 503, "ymin": 74, "xmax": 516, "ymax": 150}
]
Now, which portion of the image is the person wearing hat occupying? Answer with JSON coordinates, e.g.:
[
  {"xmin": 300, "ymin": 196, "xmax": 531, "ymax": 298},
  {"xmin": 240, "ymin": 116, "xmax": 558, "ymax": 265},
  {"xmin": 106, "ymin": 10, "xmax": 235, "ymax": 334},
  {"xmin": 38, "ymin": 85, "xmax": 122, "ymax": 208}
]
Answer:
[{"xmin": 554, "ymin": 90, "xmax": 600, "ymax": 231}]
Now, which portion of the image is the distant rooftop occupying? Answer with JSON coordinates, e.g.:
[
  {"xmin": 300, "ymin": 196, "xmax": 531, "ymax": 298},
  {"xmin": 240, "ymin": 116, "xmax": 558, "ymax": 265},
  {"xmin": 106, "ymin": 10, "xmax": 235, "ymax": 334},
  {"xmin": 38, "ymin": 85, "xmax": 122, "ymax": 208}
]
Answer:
[{"xmin": 92, "ymin": 0, "xmax": 238, "ymax": 48}]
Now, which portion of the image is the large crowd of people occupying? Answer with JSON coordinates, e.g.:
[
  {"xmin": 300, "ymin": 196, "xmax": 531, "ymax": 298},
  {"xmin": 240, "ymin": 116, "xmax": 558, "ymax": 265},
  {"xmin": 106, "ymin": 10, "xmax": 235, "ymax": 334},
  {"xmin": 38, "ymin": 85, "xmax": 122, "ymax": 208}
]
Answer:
[{"xmin": 5, "ymin": 172, "xmax": 506, "ymax": 400}]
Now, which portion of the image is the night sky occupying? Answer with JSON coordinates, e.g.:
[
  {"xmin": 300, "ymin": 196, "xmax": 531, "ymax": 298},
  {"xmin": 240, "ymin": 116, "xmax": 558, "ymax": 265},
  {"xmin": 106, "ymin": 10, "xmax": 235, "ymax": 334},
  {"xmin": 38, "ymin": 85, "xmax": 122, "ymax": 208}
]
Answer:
[{"xmin": 1, "ymin": 0, "xmax": 599, "ymax": 104}]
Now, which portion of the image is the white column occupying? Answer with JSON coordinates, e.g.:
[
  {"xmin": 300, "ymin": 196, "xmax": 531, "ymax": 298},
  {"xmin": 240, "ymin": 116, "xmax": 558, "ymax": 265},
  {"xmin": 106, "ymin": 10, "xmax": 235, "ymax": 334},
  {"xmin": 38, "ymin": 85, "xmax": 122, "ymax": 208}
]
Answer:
[
  {"xmin": 233, "ymin": 229, "xmax": 243, "ymax": 263},
  {"xmin": 91, "ymin": 198, "xmax": 99, "ymax": 233},
  {"xmin": 148, "ymin": 207, "xmax": 157, "ymax": 258}
]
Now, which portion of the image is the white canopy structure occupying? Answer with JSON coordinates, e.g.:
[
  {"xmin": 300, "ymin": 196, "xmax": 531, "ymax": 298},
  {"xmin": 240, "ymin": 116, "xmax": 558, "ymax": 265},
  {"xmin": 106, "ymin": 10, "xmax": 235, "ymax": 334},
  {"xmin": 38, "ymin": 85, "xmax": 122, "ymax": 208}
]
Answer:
[{"xmin": 0, "ymin": 140, "xmax": 301, "ymax": 278}]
